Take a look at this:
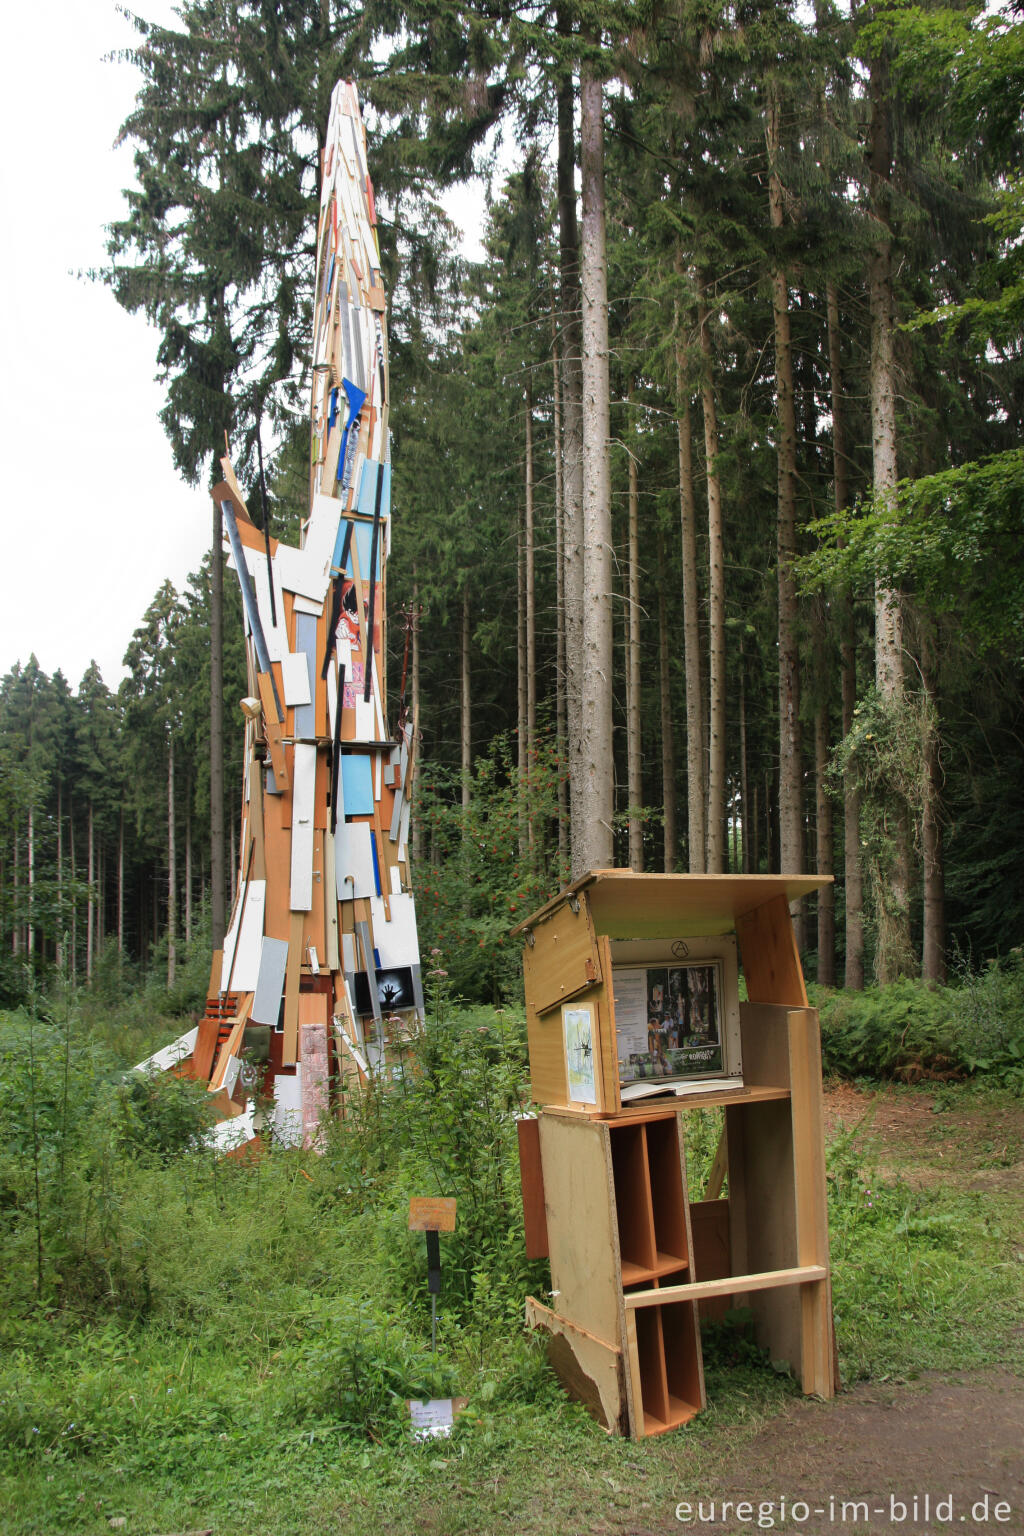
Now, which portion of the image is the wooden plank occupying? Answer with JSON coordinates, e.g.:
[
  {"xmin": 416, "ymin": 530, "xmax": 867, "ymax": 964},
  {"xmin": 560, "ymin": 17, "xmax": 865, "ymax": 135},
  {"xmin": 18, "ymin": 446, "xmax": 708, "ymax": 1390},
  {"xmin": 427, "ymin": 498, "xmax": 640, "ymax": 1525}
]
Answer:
[
  {"xmin": 623, "ymin": 1264, "xmax": 829, "ymax": 1308},
  {"xmin": 739, "ymin": 1002, "xmax": 793, "ymax": 1090},
  {"xmin": 538, "ymin": 1114, "xmax": 620, "ymax": 1346},
  {"xmin": 516, "ymin": 872, "xmax": 830, "ymax": 939},
  {"xmin": 525, "ymin": 1297, "xmax": 626, "ymax": 1435},
  {"xmin": 289, "ymin": 742, "xmax": 317, "ymax": 911},
  {"xmin": 282, "ymin": 910, "xmax": 304, "ymax": 1065},
  {"xmin": 207, "ymin": 948, "xmax": 223, "ymax": 1001},
  {"xmin": 248, "ymin": 759, "xmax": 266, "ymax": 881},
  {"xmin": 517, "ymin": 1117, "xmax": 549, "ymax": 1260},
  {"xmin": 305, "ymin": 830, "xmax": 327, "ymax": 967},
  {"xmin": 727, "ymin": 1097, "xmax": 803, "ymax": 1376},
  {"xmin": 522, "ymin": 894, "xmax": 602, "ymax": 1016},
  {"xmin": 257, "ymin": 671, "xmax": 289, "ymax": 790},
  {"xmin": 323, "ymin": 831, "xmax": 341, "ymax": 971},
  {"xmin": 788, "ymin": 1007, "xmax": 835, "ymax": 1398},
  {"xmin": 736, "ymin": 892, "xmax": 808, "ymax": 1007},
  {"xmin": 262, "ymin": 776, "xmax": 293, "ymax": 940}
]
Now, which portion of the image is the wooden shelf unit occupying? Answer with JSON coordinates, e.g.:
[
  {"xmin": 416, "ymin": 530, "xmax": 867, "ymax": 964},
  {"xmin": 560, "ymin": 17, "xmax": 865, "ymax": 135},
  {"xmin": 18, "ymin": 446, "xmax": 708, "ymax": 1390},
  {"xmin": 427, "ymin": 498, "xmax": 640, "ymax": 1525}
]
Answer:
[{"xmin": 517, "ymin": 872, "xmax": 836, "ymax": 1438}]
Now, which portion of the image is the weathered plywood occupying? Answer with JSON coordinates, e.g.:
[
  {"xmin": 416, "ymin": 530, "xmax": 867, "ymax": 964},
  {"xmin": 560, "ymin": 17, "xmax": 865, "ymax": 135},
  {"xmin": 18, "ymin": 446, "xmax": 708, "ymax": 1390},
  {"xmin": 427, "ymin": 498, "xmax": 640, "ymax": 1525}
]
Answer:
[
  {"xmin": 525, "ymin": 1298, "xmax": 626, "ymax": 1435},
  {"xmin": 522, "ymin": 896, "xmax": 602, "ymax": 1017},
  {"xmin": 538, "ymin": 1115, "xmax": 620, "ymax": 1346}
]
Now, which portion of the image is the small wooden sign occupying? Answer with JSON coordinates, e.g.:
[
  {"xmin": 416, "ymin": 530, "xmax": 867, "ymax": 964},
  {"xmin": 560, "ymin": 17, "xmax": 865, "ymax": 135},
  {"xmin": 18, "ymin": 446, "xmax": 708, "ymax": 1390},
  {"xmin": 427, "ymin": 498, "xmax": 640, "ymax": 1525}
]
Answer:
[{"xmin": 408, "ymin": 1196, "xmax": 456, "ymax": 1232}]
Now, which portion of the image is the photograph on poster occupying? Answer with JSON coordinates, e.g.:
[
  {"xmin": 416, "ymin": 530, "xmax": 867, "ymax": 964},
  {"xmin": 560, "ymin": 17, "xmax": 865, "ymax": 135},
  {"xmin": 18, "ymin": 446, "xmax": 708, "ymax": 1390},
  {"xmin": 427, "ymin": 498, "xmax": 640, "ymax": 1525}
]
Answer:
[{"xmin": 613, "ymin": 962, "xmax": 724, "ymax": 1082}]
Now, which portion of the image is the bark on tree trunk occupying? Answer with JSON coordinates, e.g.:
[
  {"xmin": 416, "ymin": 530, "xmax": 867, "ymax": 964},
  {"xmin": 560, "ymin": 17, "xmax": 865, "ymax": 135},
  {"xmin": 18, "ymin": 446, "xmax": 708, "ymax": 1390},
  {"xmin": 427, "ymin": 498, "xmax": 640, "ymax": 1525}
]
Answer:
[
  {"xmin": 411, "ymin": 575, "xmax": 424, "ymax": 867},
  {"xmin": 814, "ymin": 690, "xmax": 836, "ymax": 986},
  {"xmin": 921, "ymin": 646, "xmax": 946, "ymax": 983},
  {"xmin": 56, "ymin": 782, "xmax": 63, "ymax": 971},
  {"xmin": 525, "ymin": 380, "xmax": 537, "ymax": 860},
  {"xmin": 27, "ymin": 805, "xmax": 35, "ymax": 959},
  {"xmin": 868, "ymin": 53, "xmax": 913, "ymax": 981},
  {"xmin": 626, "ymin": 403, "xmax": 643, "ymax": 872},
  {"xmin": 827, "ymin": 282, "xmax": 865, "ymax": 989},
  {"xmin": 185, "ymin": 802, "xmax": 193, "ymax": 944},
  {"xmin": 461, "ymin": 587, "xmax": 472, "ymax": 816},
  {"xmin": 676, "ymin": 303, "xmax": 706, "ymax": 871},
  {"xmin": 167, "ymin": 730, "xmax": 176, "ymax": 989},
  {"xmin": 517, "ymin": 491, "xmax": 528, "ymax": 856},
  {"xmin": 575, "ymin": 59, "xmax": 615, "ymax": 877},
  {"xmin": 557, "ymin": 44, "xmax": 584, "ymax": 821},
  {"xmin": 739, "ymin": 657, "xmax": 751, "ymax": 872},
  {"xmin": 768, "ymin": 93, "xmax": 803, "ymax": 894},
  {"xmin": 698, "ymin": 277, "xmax": 726, "ymax": 873},
  {"xmin": 551, "ymin": 306, "xmax": 569, "ymax": 869},
  {"xmin": 210, "ymin": 496, "xmax": 226, "ymax": 950},
  {"xmin": 657, "ymin": 534, "xmax": 677, "ymax": 872},
  {"xmin": 87, "ymin": 801, "xmax": 94, "ymax": 981},
  {"xmin": 118, "ymin": 807, "xmax": 124, "ymax": 957}
]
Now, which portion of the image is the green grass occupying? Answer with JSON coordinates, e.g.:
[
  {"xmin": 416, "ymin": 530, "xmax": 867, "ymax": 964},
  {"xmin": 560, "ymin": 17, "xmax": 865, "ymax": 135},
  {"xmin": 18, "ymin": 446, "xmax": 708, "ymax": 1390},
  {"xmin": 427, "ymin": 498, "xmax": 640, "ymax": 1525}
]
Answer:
[{"xmin": 0, "ymin": 1002, "xmax": 1021, "ymax": 1535}]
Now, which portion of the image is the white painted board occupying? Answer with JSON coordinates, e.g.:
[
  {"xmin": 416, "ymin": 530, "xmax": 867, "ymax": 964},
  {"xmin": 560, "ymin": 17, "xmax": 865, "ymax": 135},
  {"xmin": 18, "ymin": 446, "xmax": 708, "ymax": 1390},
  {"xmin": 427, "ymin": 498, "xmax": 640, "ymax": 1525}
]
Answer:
[
  {"xmin": 290, "ymin": 743, "xmax": 317, "ymax": 911},
  {"xmin": 220, "ymin": 880, "xmax": 267, "ymax": 993}
]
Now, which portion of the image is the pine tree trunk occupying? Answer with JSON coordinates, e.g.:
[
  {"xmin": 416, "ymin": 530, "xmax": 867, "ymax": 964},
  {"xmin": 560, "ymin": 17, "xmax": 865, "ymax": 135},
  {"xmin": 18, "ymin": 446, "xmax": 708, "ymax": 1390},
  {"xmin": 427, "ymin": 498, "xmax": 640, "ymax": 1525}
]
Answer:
[
  {"xmin": 118, "ymin": 807, "xmax": 124, "ymax": 956},
  {"xmin": 551, "ymin": 306, "xmax": 569, "ymax": 869},
  {"xmin": 575, "ymin": 59, "xmax": 614, "ymax": 877},
  {"xmin": 87, "ymin": 801, "xmax": 95, "ymax": 981},
  {"xmin": 698, "ymin": 277, "xmax": 726, "ymax": 874},
  {"xmin": 739, "ymin": 658, "xmax": 751, "ymax": 872},
  {"xmin": 827, "ymin": 282, "xmax": 865, "ymax": 989},
  {"xmin": 411, "ymin": 576, "xmax": 424, "ymax": 867},
  {"xmin": 27, "ymin": 805, "xmax": 35, "ymax": 959},
  {"xmin": 868, "ymin": 54, "xmax": 912, "ymax": 981},
  {"xmin": 210, "ymin": 497, "xmax": 226, "ymax": 950},
  {"xmin": 676, "ymin": 304, "xmax": 706, "ymax": 872},
  {"xmin": 185, "ymin": 801, "xmax": 193, "ymax": 944},
  {"xmin": 626, "ymin": 407, "xmax": 643, "ymax": 872},
  {"xmin": 167, "ymin": 730, "xmax": 177, "ymax": 989},
  {"xmin": 921, "ymin": 646, "xmax": 946, "ymax": 982},
  {"xmin": 525, "ymin": 381, "xmax": 537, "ymax": 860},
  {"xmin": 556, "ymin": 42, "xmax": 584, "ymax": 812},
  {"xmin": 768, "ymin": 92, "xmax": 803, "ymax": 893},
  {"xmin": 56, "ymin": 782, "xmax": 64, "ymax": 971},
  {"xmin": 657, "ymin": 534, "xmax": 677, "ymax": 872},
  {"xmin": 69, "ymin": 806, "xmax": 77, "ymax": 973},
  {"xmin": 814, "ymin": 692, "xmax": 836, "ymax": 986},
  {"xmin": 517, "ymin": 494, "xmax": 529, "ymax": 856},
  {"xmin": 461, "ymin": 587, "xmax": 472, "ymax": 815}
]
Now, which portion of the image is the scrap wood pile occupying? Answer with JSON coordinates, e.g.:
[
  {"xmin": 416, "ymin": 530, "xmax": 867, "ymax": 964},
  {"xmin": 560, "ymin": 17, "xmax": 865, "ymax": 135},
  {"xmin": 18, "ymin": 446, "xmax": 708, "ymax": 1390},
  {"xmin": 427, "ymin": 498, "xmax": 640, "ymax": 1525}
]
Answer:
[{"xmin": 141, "ymin": 83, "xmax": 424, "ymax": 1150}]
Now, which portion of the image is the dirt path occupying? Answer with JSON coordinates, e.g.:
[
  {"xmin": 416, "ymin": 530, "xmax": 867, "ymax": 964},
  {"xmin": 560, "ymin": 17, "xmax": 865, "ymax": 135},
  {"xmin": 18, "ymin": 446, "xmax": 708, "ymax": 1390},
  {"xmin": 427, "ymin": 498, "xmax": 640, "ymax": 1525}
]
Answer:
[{"xmin": 619, "ymin": 1369, "xmax": 1024, "ymax": 1535}]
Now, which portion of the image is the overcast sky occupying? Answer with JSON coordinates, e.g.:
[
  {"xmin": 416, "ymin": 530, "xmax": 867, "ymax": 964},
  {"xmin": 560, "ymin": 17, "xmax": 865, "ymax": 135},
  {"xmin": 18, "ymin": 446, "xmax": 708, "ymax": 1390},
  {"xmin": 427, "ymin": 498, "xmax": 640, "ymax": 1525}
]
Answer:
[{"xmin": 0, "ymin": 2, "xmax": 483, "ymax": 695}]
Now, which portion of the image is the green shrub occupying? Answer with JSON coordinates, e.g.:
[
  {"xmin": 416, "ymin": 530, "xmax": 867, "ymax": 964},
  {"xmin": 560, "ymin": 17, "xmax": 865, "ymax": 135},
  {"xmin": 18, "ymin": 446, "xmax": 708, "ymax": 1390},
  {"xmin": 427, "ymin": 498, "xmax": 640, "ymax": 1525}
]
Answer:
[{"xmin": 811, "ymin": 950, "xmax": 1024, "ymax": 1087}]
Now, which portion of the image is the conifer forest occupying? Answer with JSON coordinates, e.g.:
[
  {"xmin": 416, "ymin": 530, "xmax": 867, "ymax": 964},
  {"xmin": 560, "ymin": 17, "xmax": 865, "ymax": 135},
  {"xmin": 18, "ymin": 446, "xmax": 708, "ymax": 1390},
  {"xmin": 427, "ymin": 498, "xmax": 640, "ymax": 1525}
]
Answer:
[{"xmin": 2, "ymin": 0, "xmax": 1024, "ymax": 1008}]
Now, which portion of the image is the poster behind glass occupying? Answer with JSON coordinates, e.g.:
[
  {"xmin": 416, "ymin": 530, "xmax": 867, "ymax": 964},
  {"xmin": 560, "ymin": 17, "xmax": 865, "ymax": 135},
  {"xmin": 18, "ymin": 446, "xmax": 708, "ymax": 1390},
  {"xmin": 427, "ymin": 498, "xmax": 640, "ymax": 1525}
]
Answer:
[{"xmin": 613, "ymin": 963, "xmax": 724, "ymax": 1083}]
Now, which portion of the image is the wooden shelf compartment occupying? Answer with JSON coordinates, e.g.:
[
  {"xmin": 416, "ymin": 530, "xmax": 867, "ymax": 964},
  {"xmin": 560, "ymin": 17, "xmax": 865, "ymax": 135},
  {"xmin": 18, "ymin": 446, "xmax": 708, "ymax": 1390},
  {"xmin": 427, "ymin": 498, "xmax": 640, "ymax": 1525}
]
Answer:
[
  {"xmin": 609, "ymin": 1119, "xmax": 691, "ymax": 1280},
  {"xmin": 620, "ymin": 1253, "xmax": 689, "ymax": 1287},
  {"xmin": 628, "ymin": 1300, "xmax": 703, "ymax": 1436}
]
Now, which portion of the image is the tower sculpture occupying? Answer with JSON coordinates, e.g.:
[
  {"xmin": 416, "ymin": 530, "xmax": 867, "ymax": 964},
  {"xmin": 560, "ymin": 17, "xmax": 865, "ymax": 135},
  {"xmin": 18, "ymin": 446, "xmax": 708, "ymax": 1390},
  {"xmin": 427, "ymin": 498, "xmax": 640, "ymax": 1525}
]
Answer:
[{"xmin": 144, "ymin": 82, "xmax": 423, "ymax": 1149}]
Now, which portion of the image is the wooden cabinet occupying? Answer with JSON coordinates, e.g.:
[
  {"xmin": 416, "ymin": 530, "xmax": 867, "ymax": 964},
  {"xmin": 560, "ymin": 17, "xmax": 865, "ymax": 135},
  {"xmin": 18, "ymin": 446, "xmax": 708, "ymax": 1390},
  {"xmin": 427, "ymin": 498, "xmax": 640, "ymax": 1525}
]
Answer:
[{"xmin": 518, "ymin": 872, "xmax": 836, "ymax": 1438}]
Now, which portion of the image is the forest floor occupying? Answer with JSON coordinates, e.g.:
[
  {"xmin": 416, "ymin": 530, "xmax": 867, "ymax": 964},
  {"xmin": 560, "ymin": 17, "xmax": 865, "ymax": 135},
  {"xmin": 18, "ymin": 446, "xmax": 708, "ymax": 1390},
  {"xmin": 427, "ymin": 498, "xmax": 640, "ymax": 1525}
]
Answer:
[{"xmin": 601, "ymin": 1083, "xmax": 1024, "ymax": 1536}]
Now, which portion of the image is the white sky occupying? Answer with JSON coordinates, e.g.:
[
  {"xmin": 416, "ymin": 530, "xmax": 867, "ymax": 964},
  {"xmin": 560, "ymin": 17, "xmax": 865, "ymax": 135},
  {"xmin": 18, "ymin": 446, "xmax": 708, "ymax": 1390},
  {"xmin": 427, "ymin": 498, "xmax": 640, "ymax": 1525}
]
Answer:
[{"xmin": 0, "ymin": 1, "xmax": 484, "ymax": 695}]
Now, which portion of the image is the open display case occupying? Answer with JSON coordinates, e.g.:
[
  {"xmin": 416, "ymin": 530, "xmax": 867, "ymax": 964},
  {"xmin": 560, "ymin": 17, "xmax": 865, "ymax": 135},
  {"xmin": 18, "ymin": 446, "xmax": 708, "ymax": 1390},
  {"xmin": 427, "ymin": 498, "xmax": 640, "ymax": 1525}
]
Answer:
[{"xmin": 516, "ymin": 872, "xmax": 835, "ymax": 1437}]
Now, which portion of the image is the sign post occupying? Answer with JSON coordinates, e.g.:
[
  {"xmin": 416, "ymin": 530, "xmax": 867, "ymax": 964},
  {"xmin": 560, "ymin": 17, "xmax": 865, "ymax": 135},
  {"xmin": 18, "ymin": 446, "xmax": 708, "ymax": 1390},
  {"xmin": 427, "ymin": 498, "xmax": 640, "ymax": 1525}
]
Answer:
[{"xmin": 408, "ymin": 1197, "xmax": 456, "ymax": 1352}]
